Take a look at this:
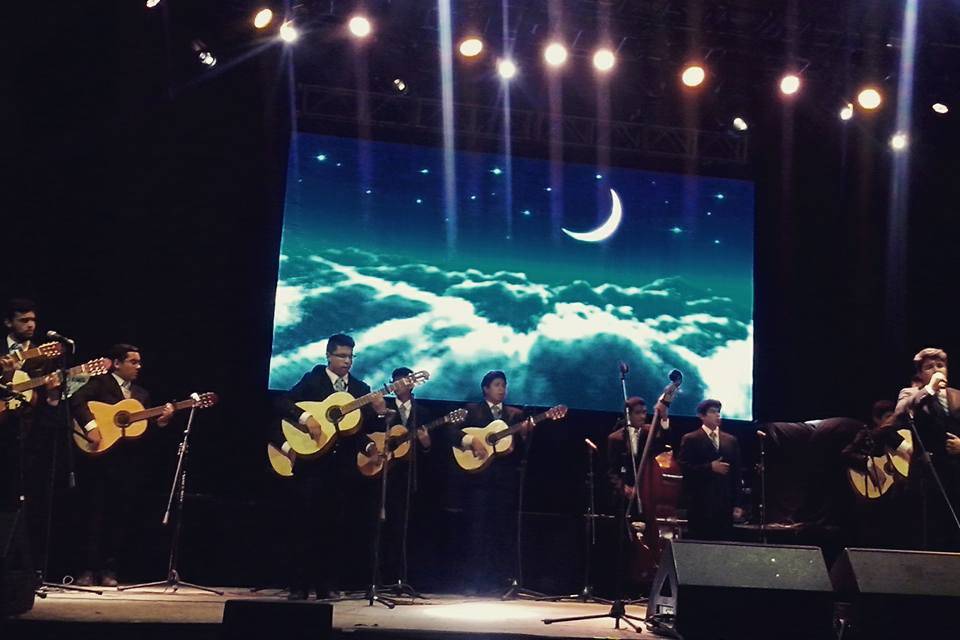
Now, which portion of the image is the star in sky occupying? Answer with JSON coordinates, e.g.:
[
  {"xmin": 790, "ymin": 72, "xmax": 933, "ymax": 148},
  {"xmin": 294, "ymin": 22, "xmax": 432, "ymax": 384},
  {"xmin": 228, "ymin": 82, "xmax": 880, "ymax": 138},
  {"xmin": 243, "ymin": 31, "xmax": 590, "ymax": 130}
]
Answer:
[
  {"xmin": 490, "ymin": 167, "xmax": 503, "ymax": 175},
  {"xmin": 419, "ymin": 168, "xmax": 430, "ymax": 174},
  {"xmin": 670, "ymin": 226, "xmax": 683, "ymax": 234},
  {"xmin": 316, "ymin": 154, "xmax": 327, "ymax": 161}
]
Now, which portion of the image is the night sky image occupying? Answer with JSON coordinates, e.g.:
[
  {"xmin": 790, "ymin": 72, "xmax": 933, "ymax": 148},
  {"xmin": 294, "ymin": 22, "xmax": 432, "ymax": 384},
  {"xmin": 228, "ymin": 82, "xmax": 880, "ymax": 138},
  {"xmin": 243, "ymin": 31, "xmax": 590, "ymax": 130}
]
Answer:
[{"xmin": 270, "ymin": 133, "xmax": 755, "ymax": 419}]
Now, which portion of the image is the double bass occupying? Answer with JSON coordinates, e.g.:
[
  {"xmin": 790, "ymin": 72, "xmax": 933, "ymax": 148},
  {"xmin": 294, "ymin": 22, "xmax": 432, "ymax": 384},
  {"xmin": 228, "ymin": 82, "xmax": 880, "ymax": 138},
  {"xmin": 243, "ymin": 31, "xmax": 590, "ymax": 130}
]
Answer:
[{"xmin": 629, "ymin": 369, "xmax": 684, "ymax": 583}]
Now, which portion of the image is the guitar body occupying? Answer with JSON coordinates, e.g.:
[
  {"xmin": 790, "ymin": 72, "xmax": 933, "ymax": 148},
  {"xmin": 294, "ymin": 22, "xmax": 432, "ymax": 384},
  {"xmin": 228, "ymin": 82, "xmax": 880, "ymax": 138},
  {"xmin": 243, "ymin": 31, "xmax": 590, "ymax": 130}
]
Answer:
[
  {"xmin": 0, "ymin": 370, "xmax": 32, "ymax": 414},
  {"xmin": 280, "ymin": 393, "xmax": 364, "ymax": 457},
  {"xmin": 357, "ymin": 425, "xmax": 412, "ymax": 478},
  {"xmin": 847, "ymin": 429, "xmax": 912, "ymax": 499},
  {"xmin": 267, "ymin": 443, "xmax": 294, "ymax": 477},
  {"xmin": 452, "ymin": 420, "xmax": 512, "ymax": 473},
  {"xmin": 73, "ymin": 398, "xmax": 149, "ymax": 455}
]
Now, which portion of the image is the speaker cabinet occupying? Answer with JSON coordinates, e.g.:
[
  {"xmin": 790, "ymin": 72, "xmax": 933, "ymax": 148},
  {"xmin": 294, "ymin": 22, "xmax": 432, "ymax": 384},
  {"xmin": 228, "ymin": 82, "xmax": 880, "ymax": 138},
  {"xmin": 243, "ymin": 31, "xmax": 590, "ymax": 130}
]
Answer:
[
  {"xmin": 221, "ymin": 599, "xmax": 333, "ymax": 640},
  {"xmin": 831, "ymin": 547, "xmax": 960, "ymax": 639},
  {"xmin": 647, "ymin": 540, "xmax": 834, "ymax": 639},
  {"xmin": 1, "ymin": 510, "xmax": 35, "ymax": 617}
]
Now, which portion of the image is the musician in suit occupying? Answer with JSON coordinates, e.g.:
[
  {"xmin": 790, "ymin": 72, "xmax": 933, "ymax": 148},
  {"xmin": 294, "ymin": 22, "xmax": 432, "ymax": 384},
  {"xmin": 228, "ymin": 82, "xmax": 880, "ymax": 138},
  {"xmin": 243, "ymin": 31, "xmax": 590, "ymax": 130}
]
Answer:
[
  {"xmin": 274, "ymin": 333, "xmax": 378, "ymax": 600},
  {"xmin": 894, "ymin": 347, "xmax": 960, "ymax": 550},
  {"xmin": 69, "ymin": 344, "xmax": 173, "ymax": 586},
  {"xmin": 1, "ymin": 298, "xmax": 62, "ymax": 566},
  {"xmin": 607, "ymin": 396, "xmax": 670, "ymax": 512},
  {"xmin": 456, "ymin": 370, "xmax": 531, "ymax": 594},
  {"xmin": 678, "ymin": 399, "xmax": 742, "ymax": 541}
]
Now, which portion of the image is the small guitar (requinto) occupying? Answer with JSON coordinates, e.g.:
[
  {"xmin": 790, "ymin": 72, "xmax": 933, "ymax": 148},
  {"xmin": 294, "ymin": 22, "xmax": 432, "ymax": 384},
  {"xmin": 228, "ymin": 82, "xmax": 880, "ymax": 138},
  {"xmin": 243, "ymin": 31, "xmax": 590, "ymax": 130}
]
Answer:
[
  {"xmin": 357, "ymin": 408, "xmax": 468, "ymax": 478},
  {"xmin": 73, "ymin": 392, "xmax": 219, "ymax": 455},
  {"xmin": 846, "ymin": 429, "xmax": 912, "ymax": 499},
  {"xmin": 280, "ymin": 370, "xmax": 430, "ymax": 458},
  {"xmin": 1, "ymin": 358, "xmax": 111, "ymax": 415},
  {"xmin": 452, "ymin": 404, "xmax": 568, "ymax": 473}
]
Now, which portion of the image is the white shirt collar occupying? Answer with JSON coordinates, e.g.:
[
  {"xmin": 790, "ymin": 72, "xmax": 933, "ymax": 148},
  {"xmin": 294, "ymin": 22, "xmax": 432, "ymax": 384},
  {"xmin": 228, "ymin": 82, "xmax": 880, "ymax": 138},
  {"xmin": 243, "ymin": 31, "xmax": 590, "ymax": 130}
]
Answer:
[
  {"xmin": 487, "ymin": 400, "xmax": 503, "ymax": 411},
  {"xmin": 112, "ymin": 373, "xmax": 131, "ymax": 389},
  {"xmin": 702, "ymin": 424, "xmax": 719, "ymax": 438},
  {"xmin": 7, "ymin": 335, "xmax": 29, "ymax": 351},
  {"xmin": 397, "ymin": 399, "xmax": 412, "ymax": 411},
  {"xmin": 326, "ymin": 367, "xmax": 349, "ymax": 387}
]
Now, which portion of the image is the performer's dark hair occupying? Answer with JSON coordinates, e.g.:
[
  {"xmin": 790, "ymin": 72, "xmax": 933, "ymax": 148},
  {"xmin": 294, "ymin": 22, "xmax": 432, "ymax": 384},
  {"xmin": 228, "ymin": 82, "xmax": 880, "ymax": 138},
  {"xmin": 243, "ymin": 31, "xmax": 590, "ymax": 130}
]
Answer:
[
  {"xmin": 392, "ymin": 367, "xmax": 413, "ymax": 381},
  {"xmin": 871, "ymin": 400, "xmax": 895, "ymax": 422},
  {"xmin": 696, "ymin": 399, "xmax": 722, "ymax": 416},
  {"xmin": 326, "ymin": 333, "xmax": 355, "ymax": 354},
  {"xmin": 481, "ymin": 370, "xmax": 507, "ymax": 391},
  {"xmin": 4, "ymin": 298, "xmax": 36, "ymax": 321},
  {"xmin": 108, "ymin": 343, "xmax": 140, "ymax": 363},
  {"xmin": 625, "ymin": 396, "xmax": 647, "ymax": 411}
]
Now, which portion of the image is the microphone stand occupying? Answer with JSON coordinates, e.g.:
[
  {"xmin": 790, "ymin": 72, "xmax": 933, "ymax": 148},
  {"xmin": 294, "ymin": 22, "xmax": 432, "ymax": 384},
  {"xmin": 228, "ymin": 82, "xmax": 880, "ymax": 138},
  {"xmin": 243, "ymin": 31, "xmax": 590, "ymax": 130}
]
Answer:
[
  {"xmin": 381, "ymin": 403, "xmax": 423, "ymax": 599},
  {"xmin": 757, "ymin": 430, "xmax": 768, "ymax": 544},
  {"xmin": 120, "ymin": 401, "xmax": 222, "ymax": 595},
  {"xmin": 502, "ymin": 408, "xmax": 548, "ymax": 600},
  {"xmin": 35, "ymin": 341, "xmax": 102, "ymax": 596},
  {"xmin": 543, "ymin": 363, "xmax": 646, "ymax": 632}
]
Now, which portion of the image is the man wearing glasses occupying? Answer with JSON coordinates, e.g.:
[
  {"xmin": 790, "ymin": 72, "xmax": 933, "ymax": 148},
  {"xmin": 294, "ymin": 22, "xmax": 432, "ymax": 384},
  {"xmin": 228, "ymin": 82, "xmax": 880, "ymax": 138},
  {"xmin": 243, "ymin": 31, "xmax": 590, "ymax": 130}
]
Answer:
[{"xmin": 274, "ymin": 333, "xmax": 375, "ymax": 600}]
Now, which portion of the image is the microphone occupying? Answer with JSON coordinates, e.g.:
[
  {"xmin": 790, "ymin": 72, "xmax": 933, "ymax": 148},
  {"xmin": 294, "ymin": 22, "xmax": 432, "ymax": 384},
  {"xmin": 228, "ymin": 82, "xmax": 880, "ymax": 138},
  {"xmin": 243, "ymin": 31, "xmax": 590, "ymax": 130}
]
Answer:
[
  {"xmin": 668, "ymin": 369, "xmax": 683, "ymax": 384},
  {"xmin": 756, "ymin": 430, "xmax": 767, "ymax": 439},
  {"xmin": 46, "ymin": 330, "xmax": 75, "ymax": 346},
  {"xmin": 190, "ymin": 392, "xmax": 201, "ymax": 402},
  {"xmin": 584, "ymin": 438, "xmax": 598, "ymax": 451},
  {"xmin": 618, "ymin": 361, "xmax": 630, "ymax": 375}
]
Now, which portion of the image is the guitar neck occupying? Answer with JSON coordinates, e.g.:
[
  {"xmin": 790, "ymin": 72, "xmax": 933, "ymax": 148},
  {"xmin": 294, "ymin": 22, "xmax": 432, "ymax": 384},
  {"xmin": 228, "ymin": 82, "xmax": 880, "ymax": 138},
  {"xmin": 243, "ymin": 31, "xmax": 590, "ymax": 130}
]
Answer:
[
  {"xmin": 492, "ymin": 410, "xmax": 551, "ymax": 442},
  {"xmin": 12, "ymin": 343, "xmax": 59, "ymax": 363},
  {"xmin": 128, "ymin": 398, "xmax": 197, "ymax": 422},
  {"xmin": 12, "ymin": 363, "xmax": 88, "ymax": 393}
]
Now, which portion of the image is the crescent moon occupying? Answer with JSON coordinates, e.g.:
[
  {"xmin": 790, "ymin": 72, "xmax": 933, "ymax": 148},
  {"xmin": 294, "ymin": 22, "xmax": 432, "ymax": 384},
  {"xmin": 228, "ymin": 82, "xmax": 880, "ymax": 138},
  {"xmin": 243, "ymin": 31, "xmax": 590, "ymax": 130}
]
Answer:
[{"xmin": 562, "ymin": 188, "xmax": 623, "ymax": 242}]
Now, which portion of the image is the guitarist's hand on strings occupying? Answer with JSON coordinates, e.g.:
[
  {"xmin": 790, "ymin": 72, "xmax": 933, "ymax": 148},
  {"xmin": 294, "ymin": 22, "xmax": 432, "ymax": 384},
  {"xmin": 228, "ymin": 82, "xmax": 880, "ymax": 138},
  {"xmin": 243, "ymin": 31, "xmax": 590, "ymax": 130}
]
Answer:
[
  {"xmin": 157, "ymin": 403, "xmax": 175, "ymax": 427},
  {"xmin": 86, "ymin": 426, "xmax": 103, "ymax": 447},
  {"xmin": 867, "ymin": 458, "xmax": 887, "ymax": 488},
  {"xmin": 304, "ymin": 415, "xmax": 324, "ymax": 441},
  {"xmin": 468, "ymin": 437, "xmax": 488, "ymax": 461},
  {"xmin": 946, "ymin": 432, "xmax": 960, "ymax": 456}
]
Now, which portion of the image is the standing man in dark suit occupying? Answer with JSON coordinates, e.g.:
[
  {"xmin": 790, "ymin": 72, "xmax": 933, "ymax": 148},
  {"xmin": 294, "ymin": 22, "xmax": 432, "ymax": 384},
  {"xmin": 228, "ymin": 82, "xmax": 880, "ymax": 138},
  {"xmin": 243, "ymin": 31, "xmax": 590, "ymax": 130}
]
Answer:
[
  {"xmin": 70, "ymin": 344, "xmax": 174, "ymax": 586},
  {"xmin": 679, "ymin": 399, "xmax": 742, "ymax": 541},
  {"xmin": 455, "ymin": 370, "xmax": 531, "ymax": 594},
  {"xmin": 274, "ymin": 333, "xmax": 377, "ymax": 600},
  {"xmin": 607, "ymin": 396, "xmax": 671, "ymax": 512},
  {"xmin": 894, "ymin": 347, "xmax": 960, "ymax": 550}
]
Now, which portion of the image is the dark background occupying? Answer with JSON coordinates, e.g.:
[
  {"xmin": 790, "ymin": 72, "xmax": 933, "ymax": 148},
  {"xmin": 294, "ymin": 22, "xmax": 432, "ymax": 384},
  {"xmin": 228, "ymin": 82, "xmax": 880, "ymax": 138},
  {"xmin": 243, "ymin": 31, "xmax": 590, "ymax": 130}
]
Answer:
[{"xmin": 5, "ymin": 1, "xmax": 959, "ymax": 592}]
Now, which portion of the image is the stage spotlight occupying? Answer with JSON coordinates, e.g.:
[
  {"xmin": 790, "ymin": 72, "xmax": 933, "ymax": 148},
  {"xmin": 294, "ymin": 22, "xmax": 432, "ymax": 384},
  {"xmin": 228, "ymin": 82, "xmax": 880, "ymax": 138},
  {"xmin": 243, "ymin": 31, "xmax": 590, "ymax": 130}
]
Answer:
[
  {"xmin": 146, "ymin": 0, "xmax": 160, "ymax": 8},
  {"xmin": 732, "ymin": 117, "xmax": 748, "ymax": 131},
  {"xmin": 840, "ymin": 103, "xmax": 854, "ymax": 121},
  {"xmin": 932, "ymin": 103, "xmax": 949, "ymax": 114},
  {"xmin": 890, "ymin": 131, "xmax": 908, "ymax": 151},
  {"xmin": 857, "ymin": 88, "xmax": 882, "ymax": 110},
  {"xmin": 191, "ymin": 40, "xmax": 216, "ymax": 67},
  {"xmin": 348, "ymin": 15, "xmax": 372, "ymax": 39},
  {"xmin": 497, "ymin": 58, "xmax": 517, "ymax": 80},
  {"xmin": 544, "ymin": 42, "xmax": 568, "ymax": 68},
  {"xmin": 459, "ymin": 37, "xmax": 483, "ymax": 57},
  {"xmin": 253, "ymin": 8, "xmax": 273, "ymax": 29},
  {"xmin": 779, "ymin": 74, "xmax": 801, "ymax": 95},
  {"xmin": 593, "ymin": 48, "xmax": 616, "ymax": 72},
  {"xmin": 393, "ymin": 78, "xmax": 408, "ymax": 93},
  {"xmin": 279, "ymin": 21, "xmax": 298, "ymax": 43},
  {"xmin": 681, "ymin": 64, "xmax": 705, "ymax": 87}
]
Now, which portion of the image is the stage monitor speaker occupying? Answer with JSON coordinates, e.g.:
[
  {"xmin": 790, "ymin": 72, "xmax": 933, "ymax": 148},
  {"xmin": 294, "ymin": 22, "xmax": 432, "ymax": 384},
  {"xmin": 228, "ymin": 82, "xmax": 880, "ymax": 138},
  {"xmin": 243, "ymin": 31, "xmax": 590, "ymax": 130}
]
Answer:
[
  {"xmin": 221, "ymin": 599, "xmax": 332, "ymax": 640},
  {"xmin": 1, "ymin": 509, "xmax": 35, "ymax": 617},
  {"xmin": 830, "ymin": 547, "xmax": 960, "ymax": 639},
  {"xmin": 646, "ymin": 540, "xmax": 834, "ymax": 640}
]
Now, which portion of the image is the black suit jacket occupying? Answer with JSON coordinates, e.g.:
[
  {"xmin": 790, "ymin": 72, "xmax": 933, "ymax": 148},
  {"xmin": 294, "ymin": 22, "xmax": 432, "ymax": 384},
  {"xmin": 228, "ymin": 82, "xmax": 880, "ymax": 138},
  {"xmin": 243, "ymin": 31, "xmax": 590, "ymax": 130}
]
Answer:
[
  {"xmin": 679, "ymin": 427, "xmax": 741, "ymax": 532},
  {"xmin": 274, "ymin": 365, "xmax": 375, "ymax": 477},
  {"xmin": 607, "ymin": 422, "xmax": 669, "ymax": 493}
]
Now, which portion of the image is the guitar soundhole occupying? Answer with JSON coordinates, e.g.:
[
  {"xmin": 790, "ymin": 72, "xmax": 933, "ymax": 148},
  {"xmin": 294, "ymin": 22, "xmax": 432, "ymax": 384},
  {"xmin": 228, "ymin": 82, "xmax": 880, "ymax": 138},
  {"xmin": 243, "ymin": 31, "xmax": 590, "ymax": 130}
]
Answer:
[
  {"xmin": 115, "ymin": 411, "xmax": 131, "ymax": 427},
  {"xmin": 327, "ymin": 407, "xmax": 343, "ymax": 425},
  {"xmin": 485, "ymin": 433, "xmax": 498, "ymax": 446}
]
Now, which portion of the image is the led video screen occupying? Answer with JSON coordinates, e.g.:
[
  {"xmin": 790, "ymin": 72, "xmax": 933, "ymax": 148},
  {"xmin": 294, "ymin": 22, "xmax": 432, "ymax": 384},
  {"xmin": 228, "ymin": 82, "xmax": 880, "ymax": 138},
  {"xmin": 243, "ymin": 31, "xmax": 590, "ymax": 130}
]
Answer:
[{"xmin": 270, "ymin": 133, "xmax": 754, "ymax": 419}]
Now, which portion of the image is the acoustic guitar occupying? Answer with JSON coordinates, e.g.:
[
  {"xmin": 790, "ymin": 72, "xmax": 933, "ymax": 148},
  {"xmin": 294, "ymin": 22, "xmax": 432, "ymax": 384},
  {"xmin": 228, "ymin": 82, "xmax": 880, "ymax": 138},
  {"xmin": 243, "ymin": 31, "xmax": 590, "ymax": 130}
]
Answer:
[
  {"xmin": 73, "ymin": 392, "xmax": 218, "ymax": 455},
  {"xmin": 267, "ymin": 442, "xmax": 294, "ymax": 478},
  {"xmin": 452, "ymin": 404, "xmax": 568, "ymax": 473},
  {"xmin": 280, "ymin": 370, "xmax": 430, "ymax": 458},
  {"xmin": 357, "ymin": 408, "xmax": 468, "ymax": 478},
  {"xmin": 1, "ymin": 358, "xmax": 111, "ymax": 415},
  {"xmin": 847, "ymin": 429, "xmax": 913, "ymax": 499}
]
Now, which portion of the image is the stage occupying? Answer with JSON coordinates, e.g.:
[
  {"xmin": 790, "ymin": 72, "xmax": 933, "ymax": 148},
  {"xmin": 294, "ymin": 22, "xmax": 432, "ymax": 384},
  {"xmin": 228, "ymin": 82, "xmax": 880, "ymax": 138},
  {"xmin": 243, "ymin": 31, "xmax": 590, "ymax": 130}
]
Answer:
[{"xmin": 5, "ymin": 588, "xmax": 648, "ymax": 639}]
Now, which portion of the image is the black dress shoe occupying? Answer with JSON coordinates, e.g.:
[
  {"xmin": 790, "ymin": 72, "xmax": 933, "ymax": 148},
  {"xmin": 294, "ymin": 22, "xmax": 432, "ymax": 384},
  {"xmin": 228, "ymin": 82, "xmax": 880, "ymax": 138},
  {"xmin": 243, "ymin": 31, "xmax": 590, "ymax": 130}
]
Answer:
[
  {"xmin": 75, "ymin": 571, "xmax": 96, "ymax": 587},
  {"xmin": 287, "ymin": 589, "xmax": 308, "ymax": 601}
]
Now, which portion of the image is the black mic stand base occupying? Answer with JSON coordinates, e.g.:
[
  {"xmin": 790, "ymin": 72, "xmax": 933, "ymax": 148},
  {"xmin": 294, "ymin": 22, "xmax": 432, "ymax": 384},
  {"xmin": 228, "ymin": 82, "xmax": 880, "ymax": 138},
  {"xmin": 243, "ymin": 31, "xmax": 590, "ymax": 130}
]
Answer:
[
  {"xmin": 543, "ymin": 599, "xmax": 646, "ymax": 632},
  {"xmin": 537, "ymin": 584, "xmax": 613, "ymax": 605},
  {"xmin": 119, "ymin": 569, "xmax": 223, "ymax": 595},
  {"xmin": 35, "ymin": 579, "xmax": 103, "ymax": 597},
  {"xmin": 501, "ymin": 578, "xmax": 549, "ymax": 600},
  {"xmin": 380, "ymin": 579, "xmax": 424, "ymax": 599}
]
